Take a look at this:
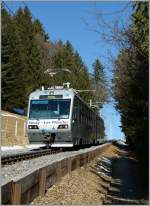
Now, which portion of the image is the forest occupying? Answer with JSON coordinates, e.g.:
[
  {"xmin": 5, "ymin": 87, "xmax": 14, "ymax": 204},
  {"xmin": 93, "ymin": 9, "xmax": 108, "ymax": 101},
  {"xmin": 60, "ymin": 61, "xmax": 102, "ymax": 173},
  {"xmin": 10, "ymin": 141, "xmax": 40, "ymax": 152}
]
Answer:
[{"xmin": 113, "ymin": 2, "xmax": 149, "ymax": 185}]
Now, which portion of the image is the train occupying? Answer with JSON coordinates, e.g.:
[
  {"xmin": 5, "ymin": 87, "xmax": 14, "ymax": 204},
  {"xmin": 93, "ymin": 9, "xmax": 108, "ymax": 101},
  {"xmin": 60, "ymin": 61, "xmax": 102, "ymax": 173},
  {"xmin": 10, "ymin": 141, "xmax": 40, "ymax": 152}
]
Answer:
[{"xmin": 27, "ymin": 83, "xmax": 104, "ymax": 147}]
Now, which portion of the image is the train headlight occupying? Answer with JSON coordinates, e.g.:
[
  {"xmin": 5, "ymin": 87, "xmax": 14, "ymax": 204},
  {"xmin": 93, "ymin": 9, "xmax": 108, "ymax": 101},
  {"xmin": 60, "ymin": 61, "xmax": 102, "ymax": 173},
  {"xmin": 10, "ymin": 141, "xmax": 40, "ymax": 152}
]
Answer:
[
  {"xmin": 58, "ymin": 124, "xmax": 68, "ymax": 129},
  {"xmin": 28, "ymin": 125, "xmax": 39, "ymax": 129}
]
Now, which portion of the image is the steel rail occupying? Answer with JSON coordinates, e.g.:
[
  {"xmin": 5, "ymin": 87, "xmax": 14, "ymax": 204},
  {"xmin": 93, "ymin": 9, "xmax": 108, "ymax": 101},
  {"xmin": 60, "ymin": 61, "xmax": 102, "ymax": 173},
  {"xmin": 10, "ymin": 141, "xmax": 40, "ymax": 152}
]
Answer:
[{"xmin": 2, "ymin": 148, "xmax": 61, "ymax": 166}]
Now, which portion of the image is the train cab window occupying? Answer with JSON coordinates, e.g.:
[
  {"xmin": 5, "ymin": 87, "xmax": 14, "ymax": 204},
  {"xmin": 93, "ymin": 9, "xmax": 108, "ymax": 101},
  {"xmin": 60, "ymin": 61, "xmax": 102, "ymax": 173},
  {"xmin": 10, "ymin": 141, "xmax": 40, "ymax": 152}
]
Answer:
[{"xmin": 29, "ymin": 99, "xmax": 71, "ymax": 119}]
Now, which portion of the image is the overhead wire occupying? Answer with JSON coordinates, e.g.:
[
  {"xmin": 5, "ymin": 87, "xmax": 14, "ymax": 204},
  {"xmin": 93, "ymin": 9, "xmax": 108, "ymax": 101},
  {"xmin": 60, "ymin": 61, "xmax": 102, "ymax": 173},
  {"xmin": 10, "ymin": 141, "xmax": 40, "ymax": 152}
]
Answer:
[
  {"xmin": 2, "ymin": 1, "xmax": 16, "ymax": 16},
  {"xmin": 2, "ymin": 1, "xmax": 37, "ymax": 20}
]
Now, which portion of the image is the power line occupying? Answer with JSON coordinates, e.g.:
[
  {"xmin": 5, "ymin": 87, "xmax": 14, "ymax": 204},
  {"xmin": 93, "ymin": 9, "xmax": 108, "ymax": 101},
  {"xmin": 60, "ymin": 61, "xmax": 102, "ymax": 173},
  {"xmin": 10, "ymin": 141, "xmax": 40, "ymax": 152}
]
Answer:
[
  {"xmin": 2, "ymin": 1, "xmax": 15, "ymax": 16},
  {"xmin": 2, "ymin": 1, "xmax": 36, "ymax": 20}
]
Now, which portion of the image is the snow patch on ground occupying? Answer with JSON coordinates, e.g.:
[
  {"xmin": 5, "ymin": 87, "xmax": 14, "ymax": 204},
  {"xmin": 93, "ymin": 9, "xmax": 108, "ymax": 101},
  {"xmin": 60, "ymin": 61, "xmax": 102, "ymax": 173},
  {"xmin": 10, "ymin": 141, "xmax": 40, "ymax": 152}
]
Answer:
[
  {"xmin": 1, "ymin": 146, "xmax": 25, "ymax": 151},
  {"xmin": 117, "ymin": 140, "xmax": 127, "ymax": 146},
  {"xmin": 1, "ymin": 144, "xmax": 45, "ymax": 151},
  {"xmin": 26, "ymin": 144, "xmax": 46, "ymax": 149}
]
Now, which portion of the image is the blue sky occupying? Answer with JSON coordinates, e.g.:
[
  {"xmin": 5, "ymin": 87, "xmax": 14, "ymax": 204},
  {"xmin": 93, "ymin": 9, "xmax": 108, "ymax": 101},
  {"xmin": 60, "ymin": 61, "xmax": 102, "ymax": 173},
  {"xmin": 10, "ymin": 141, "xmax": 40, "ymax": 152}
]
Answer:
[{"xmin": 6, "ymin": 1, "xmax": 133, "ymax": 140}]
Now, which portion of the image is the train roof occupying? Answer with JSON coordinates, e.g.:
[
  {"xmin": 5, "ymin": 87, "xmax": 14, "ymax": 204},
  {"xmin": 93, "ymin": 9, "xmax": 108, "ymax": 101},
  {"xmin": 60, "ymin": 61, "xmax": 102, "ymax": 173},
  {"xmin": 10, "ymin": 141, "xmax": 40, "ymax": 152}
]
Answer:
[{"xmin": 29, "ymin": 87, "xmax": 75, "ymax": 98}]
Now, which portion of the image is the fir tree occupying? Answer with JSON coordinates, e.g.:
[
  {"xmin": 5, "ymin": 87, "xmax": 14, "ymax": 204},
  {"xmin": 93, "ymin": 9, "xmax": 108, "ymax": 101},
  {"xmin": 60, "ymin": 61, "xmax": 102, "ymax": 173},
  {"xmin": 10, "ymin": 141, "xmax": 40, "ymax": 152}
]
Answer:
[
  {"xmin": 1, "ymin": 7, "xmax": 23, "ymax": 109},
  {"xmin": 92, "ymin": 59, "xmax": 108, "ymax": 104}
]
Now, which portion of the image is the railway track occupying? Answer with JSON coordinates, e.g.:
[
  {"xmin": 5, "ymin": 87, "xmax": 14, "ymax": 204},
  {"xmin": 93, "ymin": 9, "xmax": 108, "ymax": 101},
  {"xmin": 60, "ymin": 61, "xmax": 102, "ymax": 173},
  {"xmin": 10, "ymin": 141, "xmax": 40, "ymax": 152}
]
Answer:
[
  {"xmin": 1, "ymin": 143, "xmax": 108, "ymax": 166},
  {"xmin": 1, "ymin": 144, "xmax": 94, "ymax": 166},
  {"xmin": 2, "ymin": 148, "xmax": 61, "ymax": 166}
]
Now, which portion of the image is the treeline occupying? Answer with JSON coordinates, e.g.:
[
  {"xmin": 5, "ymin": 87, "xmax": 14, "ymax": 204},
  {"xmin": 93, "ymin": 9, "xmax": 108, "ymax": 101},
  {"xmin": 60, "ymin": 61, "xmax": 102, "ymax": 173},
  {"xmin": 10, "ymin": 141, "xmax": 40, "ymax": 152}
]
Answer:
[
  {"xmin": 2, "ymin": 5, "xmax": 108, "ymax": 114},
  {"xmin": 1, "ymin": 6, "xmax": 90, "ymax": 111},
  {"xmin": 113, "ymin": 2, "xmax": 148, "ymax": 175}
]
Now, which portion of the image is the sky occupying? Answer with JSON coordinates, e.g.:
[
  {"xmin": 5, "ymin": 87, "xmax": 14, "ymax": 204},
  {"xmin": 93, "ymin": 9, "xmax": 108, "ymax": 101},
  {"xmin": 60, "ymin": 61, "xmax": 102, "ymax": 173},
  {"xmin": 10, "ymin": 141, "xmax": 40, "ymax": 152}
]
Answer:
[{"xmin": 5, "ymin": 1, "xmax": 133, "ymax": 140}]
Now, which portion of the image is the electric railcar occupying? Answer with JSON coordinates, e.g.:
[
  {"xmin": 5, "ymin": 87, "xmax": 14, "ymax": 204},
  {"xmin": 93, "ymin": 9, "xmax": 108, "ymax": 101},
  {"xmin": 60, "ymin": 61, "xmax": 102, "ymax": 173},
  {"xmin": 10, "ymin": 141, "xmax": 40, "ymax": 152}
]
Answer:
[{"xmin": 27, "ymin": 83, "xmax": 104, "ymax": 147}]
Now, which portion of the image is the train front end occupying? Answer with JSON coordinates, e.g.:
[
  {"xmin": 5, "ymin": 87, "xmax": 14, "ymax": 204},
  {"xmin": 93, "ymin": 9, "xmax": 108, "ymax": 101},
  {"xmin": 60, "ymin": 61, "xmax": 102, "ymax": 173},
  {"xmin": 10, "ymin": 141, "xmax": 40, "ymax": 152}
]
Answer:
[{"xmin": 27, "ymin": 87, "xmax": 74, "ymax": 147}]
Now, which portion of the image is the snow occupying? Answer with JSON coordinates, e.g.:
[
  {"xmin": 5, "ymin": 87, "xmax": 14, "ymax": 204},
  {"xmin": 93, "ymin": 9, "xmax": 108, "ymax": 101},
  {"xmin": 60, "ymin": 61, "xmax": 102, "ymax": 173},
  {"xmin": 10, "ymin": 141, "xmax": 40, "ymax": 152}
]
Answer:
[
  {"xmin": 1, "ymin": 144, "xmax": 45, "ymax": 151},
  {"xmin": 1, "ymin": 146, "xmax": 25, "ymax": 151},
  {"xmin": 117, "ymin": 140, "xmax": 127, "ymax": 146}
]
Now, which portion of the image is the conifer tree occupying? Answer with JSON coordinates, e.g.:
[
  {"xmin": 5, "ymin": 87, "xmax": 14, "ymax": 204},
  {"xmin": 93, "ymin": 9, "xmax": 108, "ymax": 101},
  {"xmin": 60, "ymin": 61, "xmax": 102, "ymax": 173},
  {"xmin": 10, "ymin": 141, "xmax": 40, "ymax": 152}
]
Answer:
[
  {"xmin": 92, "ymin": 59, "xmax": 108, "ymax": 105},
  {"xmin": 1, "ymin": 7, "xmax": 24, "ymax": 110},
  {"xmin": 33, "ymin": 18, "xmax": 49, "ymax": 41},
  {"xmin": 1, "ymin": 6, "xmax": 50, "ymax": 110}
]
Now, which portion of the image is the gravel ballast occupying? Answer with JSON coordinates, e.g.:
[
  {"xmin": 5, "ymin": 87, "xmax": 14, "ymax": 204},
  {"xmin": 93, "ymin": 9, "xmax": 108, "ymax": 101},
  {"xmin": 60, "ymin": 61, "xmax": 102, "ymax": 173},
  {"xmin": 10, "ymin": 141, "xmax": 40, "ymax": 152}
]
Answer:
[{"xmin": 1, "ymin": 144, "xmax": 110, "ymax": 185}]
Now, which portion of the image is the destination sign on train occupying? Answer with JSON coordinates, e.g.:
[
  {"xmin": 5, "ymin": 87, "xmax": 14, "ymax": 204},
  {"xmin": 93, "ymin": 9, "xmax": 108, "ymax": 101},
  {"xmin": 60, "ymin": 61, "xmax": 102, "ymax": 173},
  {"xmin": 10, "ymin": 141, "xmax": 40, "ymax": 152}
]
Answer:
[{"xmin": 39, "ymin": 95, "xmax": 63, "ymax": 99}]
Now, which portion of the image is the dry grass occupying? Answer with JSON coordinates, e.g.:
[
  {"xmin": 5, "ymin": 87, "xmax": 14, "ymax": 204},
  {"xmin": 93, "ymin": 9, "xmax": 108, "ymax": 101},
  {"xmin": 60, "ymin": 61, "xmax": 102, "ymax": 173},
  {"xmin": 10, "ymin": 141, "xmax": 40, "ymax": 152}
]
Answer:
[{"xmin": 99, "ymin": 144, "xmax": 127, "ymax": 159}]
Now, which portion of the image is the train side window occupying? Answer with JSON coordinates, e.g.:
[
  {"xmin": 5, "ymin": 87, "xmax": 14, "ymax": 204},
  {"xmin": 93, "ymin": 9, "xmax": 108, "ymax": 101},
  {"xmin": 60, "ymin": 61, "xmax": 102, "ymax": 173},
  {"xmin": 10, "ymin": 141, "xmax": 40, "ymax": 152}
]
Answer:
[
  {"xmin": 79, "ymin": 99, "xmax": 82, "ymax": 124},
  {"xmin": 72, "ymin": 97, "xmax": 78, "ymax": 122},
  {"xmin": 87, "ymin": 110, "xmax": 89, "ymax": 124},
  {"xmin": 85, "ymin": 108, "xmax": 87, "ymax": 124}
]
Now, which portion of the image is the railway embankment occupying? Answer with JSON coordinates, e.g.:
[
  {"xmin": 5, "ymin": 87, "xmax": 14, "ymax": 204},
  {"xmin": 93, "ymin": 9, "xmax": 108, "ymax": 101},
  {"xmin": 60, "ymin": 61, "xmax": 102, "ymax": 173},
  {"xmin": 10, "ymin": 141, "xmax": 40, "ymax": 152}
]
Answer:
[
  {"xmin": 31, "ymin": 142, "xmax": 149, "ymax": 205},
  {"xmin": 2, "ymin": 142, "xmax": 148, "ymax": 205},
  {"xmin": 1, "ymin": 143, "xmax": 110, "ymax": 205}
]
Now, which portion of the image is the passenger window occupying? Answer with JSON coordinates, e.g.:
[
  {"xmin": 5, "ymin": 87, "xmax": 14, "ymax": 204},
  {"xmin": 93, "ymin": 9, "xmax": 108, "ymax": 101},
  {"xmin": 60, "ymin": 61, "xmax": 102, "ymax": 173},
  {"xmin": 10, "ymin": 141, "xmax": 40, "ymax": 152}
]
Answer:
[{"xmin": 73, "ymin": 96, "xmax": 80, "ymax": 123}]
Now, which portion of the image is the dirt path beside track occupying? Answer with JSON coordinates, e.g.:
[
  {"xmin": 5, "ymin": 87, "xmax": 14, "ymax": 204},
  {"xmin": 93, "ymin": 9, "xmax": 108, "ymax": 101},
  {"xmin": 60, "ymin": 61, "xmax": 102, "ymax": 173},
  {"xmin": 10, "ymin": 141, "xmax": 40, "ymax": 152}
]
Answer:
[{"xmin": 104, "ymin": 142, "xmax": 149, "ymax": 205}]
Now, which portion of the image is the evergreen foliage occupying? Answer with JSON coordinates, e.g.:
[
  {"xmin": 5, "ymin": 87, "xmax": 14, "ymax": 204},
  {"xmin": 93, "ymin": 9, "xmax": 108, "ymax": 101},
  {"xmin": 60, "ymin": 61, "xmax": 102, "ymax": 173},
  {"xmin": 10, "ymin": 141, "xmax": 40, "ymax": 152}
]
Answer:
[
  {"xmin": 92, "ymin": 59, "xmax": 109, "ymax": 105},
  {"xmin": 2, "ymin": 6, "xmax": 13, "ymax": 109},
  {"xmin": 113, "ymin": 2, "xmax": 148, "ymax": 171}
]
